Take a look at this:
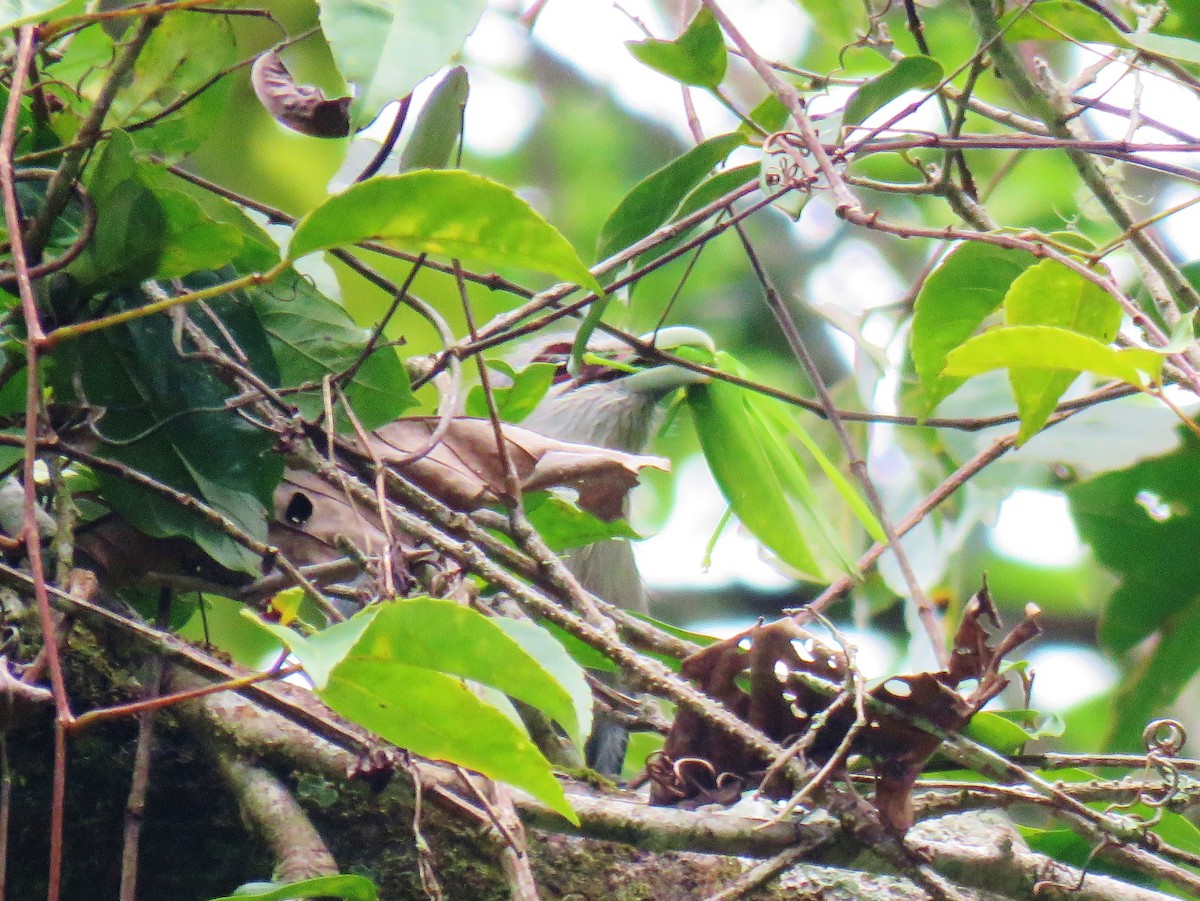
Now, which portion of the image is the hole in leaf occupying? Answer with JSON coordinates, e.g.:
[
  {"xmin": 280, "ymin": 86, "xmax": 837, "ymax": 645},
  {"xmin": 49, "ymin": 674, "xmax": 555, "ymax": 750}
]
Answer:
[{"xmin": 284, "ymin": 491, "xmax": 314, "ymax": 525}]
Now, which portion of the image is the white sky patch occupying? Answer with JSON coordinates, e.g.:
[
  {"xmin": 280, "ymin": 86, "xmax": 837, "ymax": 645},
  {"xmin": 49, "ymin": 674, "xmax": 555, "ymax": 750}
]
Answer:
[
  {"xmin": 807, "ymin": 239, "xmax": 906, "ymax": 314},
  {"xmin": 633, "ymin": 457, "xmax": 796, "ymax": 591},
  {"xmin": 1152, "ymin": 183, "xmax": 1200, "ymax": 262},
  {"xmin": 991, "ymin": 489, "xmax": 1085, "ymax": 567},
  {"xmin": 464, "ymin": 68, "xmax": 543, "ymax": 156},
  {"xmin": 466, "ymin": 8, "xmax": 532, "ymax": 69},
  {"xmin": 1027, "ymin": 644, "xmax": 1117, "ymax": 712}
]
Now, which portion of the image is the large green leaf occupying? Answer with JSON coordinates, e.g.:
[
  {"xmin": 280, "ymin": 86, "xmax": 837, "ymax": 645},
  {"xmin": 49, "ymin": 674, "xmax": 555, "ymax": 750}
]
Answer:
[
  {"xmin": 843, "ymin": 56, "xmax": 943, "ymax": 128},
  {"xmin": 1071, "ymin": 436, "xmax": 1200, "ymax": 655},
  {"xmin": 151, "ymin": 188, "xmax": 245, "ymax": 280},
  {"xmin": 943, "ymin": 326, "xmax": 1163, "ymax": 388},
  {"xmin": 139, "ymin": 167, "xmax": 282, "ymax": 273},
  {"xmin": 1003, "ymin": 260, "xmax": 1121, "ymax": 444},
  {"xmin": 398, "ymin": 65, "xmax": 469, "ymax": 172},
  {"xmin": 249, "ymin": 268, "xmax": 413, "ymax": 429},
  {"xmin": 289, "ymin": 171, "xmax": 601, "ymax": 295},
  {"xmin": 625, "ymin": 7, "xmax": 727, "ymax": 89},
  {"xmin": 252, "ymin": 601, "xmax": 578, "ymax": 821},
  {"xmin": 54, "ymin": 285, "xmax": 282, "ymax": 573},
  {"xmin": 910, "ymin": 242, "xmax": 1037, "ymax": 415},
  {"xmin": 492, "ymin": 615, "xmax": 592, "ymax": 746},
  {"xmin": 318, "ymin": 0, "xmax": 485, "ymax": 127},
  {"xmin": 596, "ymin": 132, "xmax": 745, "ymax": 263},
  {"xmin": 751, "ymin": 392, "xmax": 886, "ymax": 543}
]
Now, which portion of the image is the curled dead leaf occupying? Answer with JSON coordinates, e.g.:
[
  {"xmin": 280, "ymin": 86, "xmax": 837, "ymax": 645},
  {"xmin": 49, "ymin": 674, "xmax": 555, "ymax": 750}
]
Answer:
[{"xmin": 251, "ymin": 49, "xmax": 352, "ymax": 139}]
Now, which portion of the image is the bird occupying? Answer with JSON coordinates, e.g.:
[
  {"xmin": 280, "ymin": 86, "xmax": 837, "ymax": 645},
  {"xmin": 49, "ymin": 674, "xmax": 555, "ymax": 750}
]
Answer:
[{"xmin": 516, "ymin": 325, "xmax": 715, "ymax": 775}]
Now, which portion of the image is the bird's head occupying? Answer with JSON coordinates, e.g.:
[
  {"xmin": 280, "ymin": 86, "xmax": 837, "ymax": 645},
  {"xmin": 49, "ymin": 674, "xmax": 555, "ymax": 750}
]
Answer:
[{"xmin": 518, "ymin": 326, "xmax": 715, "ymax": 453}]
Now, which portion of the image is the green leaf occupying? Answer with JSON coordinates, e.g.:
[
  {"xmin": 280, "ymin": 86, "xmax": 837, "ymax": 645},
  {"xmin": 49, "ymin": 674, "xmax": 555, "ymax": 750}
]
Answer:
[
  {"xmin": 943, "ymin": 326, "xmax": 1163, "ymax": 388},
  {"xmin": 792, "ymin": 0, "xmax": 862, "ymax": 42},
  {"xmin": 910, "ymin": 242, "xmax": 1037, "ymax": 415},
  {"xmin": 152, "ymin": 188, "xmax": 245, "ymax": 280},
  {"xmin": 1126, "ymin": 31, "xmax": 1200, "ymax": 64},
  {"xmin": 743, "ymin": 94, "xmax": 789, "ymax": 134},
  {"xmin": 252, "ymin": 602, "xmax": 577, "ymax": 821},
  {"xmin": 206, "ymin": 873, "xmax": 378, "ymax": 900},
  {"xmin": 962, "ymin": 710, "xmax": 1034, "ymax": 754},
  {"xmin": 625, "ymin": 7, "xmax": 727, "ymax": 89},
  {"xmin": 1108, "ymin": 597, "xmax": 1200, "ymax": 750},
  {"xmin": 523, "ymin": 491, "xmax": 641, "ymax": 552},
  {"xmin": 750, "ymin": 392, "xmax": 886, "ymax": 543},
  {"xmin": 1070, "ymin": 436, "xmax": 1200, "ymax": 656},
  {"xmin": 289, "ymin": 171, "xmax": 601, "ymax": 295},
  {"xmin": 250, "ymin": 268, "xmax": 414, "ymax": 429},
  {"xmin": 177, "ymin": 595, "xmax": 283, "ymax": 670},
  {"xmin": 631, "ymin": 162, "xmax": 759, "ymax": 274},
  {"xmin": 464, "ymin": 360, "xmax": 556, "ymax": 422},
  {"xmin": 137, "ymin": 166, "xmax": 281, "ymax": 272},
  {"xmin": 597, "ymin": 132, "xmax": 745, "ymax": 263},
  {"xmin": 318, "ymin": 0, "xmax": 485, "ymax": 127},
  {"xmin": 843, "ymin": 56, "xmax": 943, "ymax": 128},
  {"xmin": 492, "ymin": 616, "xmax": 592, "ymax": 747},
  {"xmin": 1003, "ymin": 260, "xmax": 1122, "ymax": 444},
  {"xmin": 398, "ymin": 65, "xmax": 469, "ymax": 172},
  {"xmin": 1002, "ymin": 0, "xmax": 1125, "ymax": 44},
  {"xmin": 105, "ymin": 12, "xmax": 236, "ymax": 158}
]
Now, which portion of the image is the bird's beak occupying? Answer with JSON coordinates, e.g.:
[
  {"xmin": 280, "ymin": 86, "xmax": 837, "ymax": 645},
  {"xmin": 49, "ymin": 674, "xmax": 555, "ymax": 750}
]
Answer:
[{"xmin": 619, "ymin": 326, "xmax": 715, "ymax": 394}]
